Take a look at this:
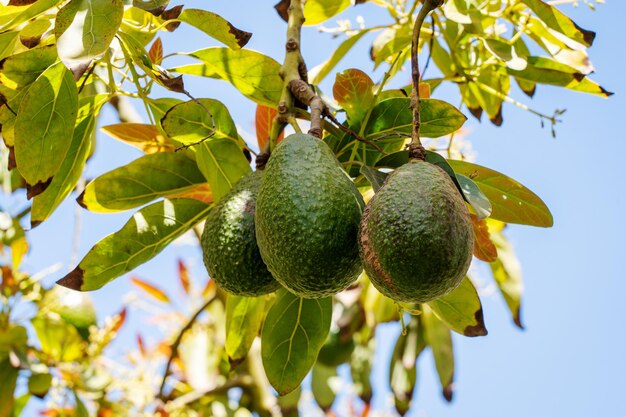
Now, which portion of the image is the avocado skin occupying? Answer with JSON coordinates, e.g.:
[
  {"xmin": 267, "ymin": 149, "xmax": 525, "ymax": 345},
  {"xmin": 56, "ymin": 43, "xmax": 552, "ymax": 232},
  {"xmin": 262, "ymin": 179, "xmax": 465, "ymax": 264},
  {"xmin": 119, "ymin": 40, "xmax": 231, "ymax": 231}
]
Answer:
[
  {"xmin": 359, "ymin": 162, "xmax": 473, "ymax": 303},
  {"xmin": 256, "ymin": 134, "xmax": 364, "ymax": 298},
  {"xmin": 202, "ymin": 170, "xmax": 281, "ymax": 296}
]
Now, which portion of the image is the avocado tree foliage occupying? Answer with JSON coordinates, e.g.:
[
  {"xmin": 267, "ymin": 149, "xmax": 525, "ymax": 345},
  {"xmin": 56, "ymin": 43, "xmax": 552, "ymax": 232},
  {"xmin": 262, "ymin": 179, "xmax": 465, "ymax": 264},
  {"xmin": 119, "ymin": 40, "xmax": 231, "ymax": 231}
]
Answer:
[{"xmin": 0, "ymin": 0, "xmax": 610, "ymax": 416}]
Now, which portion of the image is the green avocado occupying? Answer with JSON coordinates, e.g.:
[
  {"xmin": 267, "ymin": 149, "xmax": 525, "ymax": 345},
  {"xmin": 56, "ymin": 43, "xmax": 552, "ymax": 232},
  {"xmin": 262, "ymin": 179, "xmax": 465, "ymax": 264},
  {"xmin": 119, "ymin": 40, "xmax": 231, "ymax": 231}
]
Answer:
[
  {"xmin": 256, "ymin": 133, "xmax": 364, "ymax": 298},
  {"xmin": 359, "ymin": 161, "xmax": 473, "ymax": 303},
  {"xmin": 202, "ymin": 170, "xmax": 281, "ymax": 296}
]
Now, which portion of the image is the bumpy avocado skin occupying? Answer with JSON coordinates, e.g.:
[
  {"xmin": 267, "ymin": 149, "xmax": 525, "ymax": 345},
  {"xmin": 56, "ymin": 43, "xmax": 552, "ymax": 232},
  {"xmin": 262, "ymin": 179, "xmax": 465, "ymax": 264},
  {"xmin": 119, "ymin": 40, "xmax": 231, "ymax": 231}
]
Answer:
[
  {"xmin": 255, "ymin": 134, "xmax": 365, "ymax": 298},
  {"xmin": 359, "ymin": 162, "xmax": 473, "ymax": 303},
  {"xmin": 202, "ymin": 170, "xmax": 281, "ymax": 296}
]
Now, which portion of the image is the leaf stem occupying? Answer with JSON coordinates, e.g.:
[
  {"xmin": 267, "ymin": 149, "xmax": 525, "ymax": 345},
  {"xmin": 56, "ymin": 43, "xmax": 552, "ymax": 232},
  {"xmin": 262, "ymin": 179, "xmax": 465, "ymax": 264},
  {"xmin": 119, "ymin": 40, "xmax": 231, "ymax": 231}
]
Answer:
[{"xmin": 408, "ymin": 0, "xmax": 443, "ymax": 161}]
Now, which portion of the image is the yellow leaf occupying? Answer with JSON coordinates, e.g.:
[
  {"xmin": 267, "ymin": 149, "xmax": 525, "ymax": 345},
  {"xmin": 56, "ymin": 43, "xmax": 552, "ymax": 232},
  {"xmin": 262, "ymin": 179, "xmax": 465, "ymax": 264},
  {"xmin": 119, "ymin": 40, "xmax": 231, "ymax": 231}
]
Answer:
[
  {"xmin": 101, "ymin": 123, "xmax": 175, "ymax": 153},
  {"xmin": 130, "ymin": 277, "xmax": 170, "ymax": 303}
]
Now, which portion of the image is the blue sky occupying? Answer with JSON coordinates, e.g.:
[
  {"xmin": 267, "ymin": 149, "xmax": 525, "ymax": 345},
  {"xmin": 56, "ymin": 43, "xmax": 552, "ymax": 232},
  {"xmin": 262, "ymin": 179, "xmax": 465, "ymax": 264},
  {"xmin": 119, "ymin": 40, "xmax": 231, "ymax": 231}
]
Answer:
[{"xmin": 13, "ymin": 1, "xmax": 625, "ymax": 416}]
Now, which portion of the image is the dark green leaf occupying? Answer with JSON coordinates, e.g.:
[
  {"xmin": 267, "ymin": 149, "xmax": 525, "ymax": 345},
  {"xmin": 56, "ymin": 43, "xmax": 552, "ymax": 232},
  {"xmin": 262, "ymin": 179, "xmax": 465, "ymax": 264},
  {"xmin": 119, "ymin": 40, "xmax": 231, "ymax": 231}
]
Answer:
[
  {"xmin": 31, "ymin": 94, "xmax": 108, "ymax": 226},
  {"xmin": 57, "ymin": 199, "xmax": 212, "ymax": 291},
  {"xmin": 14, "ymin": 62, "xmax": 78, "ymax": 195},
  {"xmin": 522, "ymin": 0, "xmax": 595, "ymax": 47},
  {"xmin": 448, "ymin": 160, "xmax": 553, "ymax": 227},
  {"xmin": 78, "ymin": 152, "xmax": 207, "ymax": 212},
  {"xmin": 360, "ymin": 165, "xmax": 388, "ymax": 192},
  {"xmin": 311, "ymin": 364, "xmax": 337, "ymax": 412},
  {"xmin": 428, "ymin": 277, "xmax": 487, "ymax": 337},
  {"xmin": 178, "ymin": 9, "xmax": 251, "ymax": 49},
  {"xmin": 423, "ymin": 306, "xmax": 454, "ymax": 402},
  {"xmin": 172, "ymin": 48, "xmax": 283, "ymax": 106},
  {"xmin": 261, "ymin": 289, "xmax": 332, "ymax": 396},
  {"xmin": 55, "ymin": 0, "xmax": 124, "ymax": 68},
  {"xmin": 225, "ymin": 295, "xmax": 266, "ymax": 367}
]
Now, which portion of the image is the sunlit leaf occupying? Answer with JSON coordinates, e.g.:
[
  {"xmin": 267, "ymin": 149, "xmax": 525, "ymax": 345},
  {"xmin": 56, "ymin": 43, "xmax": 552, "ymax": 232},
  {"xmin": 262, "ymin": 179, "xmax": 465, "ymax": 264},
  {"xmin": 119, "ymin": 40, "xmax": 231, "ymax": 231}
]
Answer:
[
  {"xmin": 57, "ymin": 199, "xmax": 212, "ymax": 291},
  {"xmin": 148, "ymin": 37, "xmax": 163, "ymax": 65},
  {"xmin": 14, "ymin": 62, "xmax": 78, "ymax": 197},
  {"xmin": 31, "ymin": 315, "xmax": 84, "ymax": 361},
  {"xmin": 55, "ymin": 0, "xmax": 124, "ymax": 69},
  {"xmin": 178, "ymin": 9, "xmax": 251, "ymax": 50},
  {"xmin": 428, "ymin": 277, "xmax": 487, "ymax": 337},
  {"xmin": 177, "ymin": 259, "xmax": 190, "ymax": 294},
  {"xmin": 101, "ymin": 123, "xmax": 176, "ymax": 153},
  {"xmin": 261, "ymin": 289, "xmax": 332, "ymax": 396},
  {"xmin": 256, "ymin": 104, "xmax": 283, "ymax": 150},
  {"xmin": 130, "ymin": 276, "xmax": 170, "ymax": 303},
  {"xmin": 471, "ymin": 215, "xmax": 498, "ymax": 262},
  {"xmin": 333, "ymin": 68, "xmax": 374, "ymax": 125},
  {"xmin": 173, "ymin": 48, "xmax": 283, "ymax": 106},
  {"xmin": 0, "ymin": 0, "xmax": 61, "ymax": 31},
  {"xmin": 522, "ymin": 0, "xmax": 595, "ymax": 47},
  {"xmin": 0, "ymin": 31, "xmax": 18, "ymax": 61},
  {"xmin": 303, "ymin": 0, "xmax": 350, "ymax": 26},
  {"xmin": 371, "ymin": 25, "xmax": 411, "ymax": 68},
  {"xmin": 309, "ymin": 30, "xmax": 370, "ymax": 85},
  {"xmin": 78, "ymin": 152, "xmax": 207, "ymax": 212},
  {"xmin": 448, "ymin": 160, "xmax": 553, "ymax": 227},
  {"xmin": 226, "ymin": 295, "xmax": 266, "ymax": 367}
]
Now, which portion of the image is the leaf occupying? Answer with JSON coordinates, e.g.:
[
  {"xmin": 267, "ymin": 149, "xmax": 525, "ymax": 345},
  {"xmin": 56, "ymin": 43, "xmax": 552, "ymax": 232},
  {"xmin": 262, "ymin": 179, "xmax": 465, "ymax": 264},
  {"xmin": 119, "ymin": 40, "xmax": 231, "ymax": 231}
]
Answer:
[
  {"xmin": 261, "ymin": 289, "xmax": 332, "ymax": 396},
  {"xmin": 359, "ymin": 165, "xmax": 388, "ymax": 193},
  {"xmin": 256, "ymin": 104, "xmax": 283, "ymax": 150},
  {"xmin": 489, "ymin": 224, "xmax": 524, "ymax": 329},
  {"xmin": 366, "ymin": 98, "xmax": 466, "ymax": 140},
  {"xmin": 389, "ymin": 318, "xmax": 424, "ymax": 415},
  {"xmin": 428, "ymin": 277, "xmax": 487, "ymax": 337},
  {"xmin": 226, "ymin": 295, "xmax": 266, "ymax": 367},
  {"xmin": 0, "ymin": 31, "xmax": 18, "ymax": 60},
  {"xmin": 31, "ymin": 94, "xmax": 108, "ymax": 226},
  {"xmin": 471, "ymin": 215, "xmax": 498, "ymax": 262},
  {"xmin": 171, "ymin": 183, "xmax": 213, "ymax": 204},
  {"xmin": 423, "ymin": 306, "xmax": 454, "ymax": 402},
  {"xmin": 101, "ymin": 123, "xmax": 176, "ymax": 153},
  {"xmin": 130, "ymin": 276, "xmax": 170, "ymax": 303},
  {"xmin": 172, "ymin": 48, "xmax": 283, "ymax": 106},
  {"xmin": 309, "ymin": 30, "xmax": 370, "ymax": 85},
  {"xmin": 78, "ymin": 152, "xmax": 207, "ymax": 212},
  {"xmin": 19, "ymin": 18, "xmax": 51, "ymax": 49},
  {"xmin": 303, "ymin": 0, "xmax": 350, "ymax": 26},
  {"xmin": 483, "ymin": 38, "xmax": 527, "ymax": 70},
  {"xmin": 57, "ymin": 199, "xmax": 212, "ymax": 291},
  {"xmin": 333, "ymin": 69, "xmax": 374, "ymax": 125},
  {"xmin": 371, "ymin": 25, "xmax": 411, "ymax": 68},
  {"xmin": 14, "ymin": 62, "xmax": 78, "ymax": 196},
  {"xmin": 0, "ymin": 359, "xmax": 18, "ymax": 417},
  {"xmin": 148, "ymin": 37, "xmax": 163, "ymax": 65},
  {"xmin": 31, "ymin": 315, "xmax": 84, "ymax": 361},
  {"xmin": 161, "ymin": 98, "xmax": 251, "ymax": 201},
  {"xmin": 350, "ymin": 339, "xmax": 374, "ymax": 404},
  {"xmin": 455, "ymin": 173, "xmax": 492, "ymax": 219},
  {"xmin": 132, "ymin": 0, "xmax": 169, "ymax": 14},
  {"xmin": 0, "ymin": 0, "xmax": 61, "ymax": 31},
  {"xmin": 55, "ymin": 0, "xmax": 124, "ymax": 69},
  {"xmin": 177, "ymin": 259, "xmax": 190, "ymax": 294},
  {"xmin": 311, "ymin": 364, "xmax": 337, "ymax": 412},
  {"xmin": 448, "ymin": 160, "xmax": 553, "ymax": 227},
  {"xmin": 521, "ymin": 0, "xmax": 595, "ymax": 47},
  {"xmin": 73, "ymin": 391, "xmax": 88, "ymax": 417},
  {"xmin": 178, "ymin": 9, "xmax": 251, "ymax": 50},
  {"xmin": 9, "ymin": 393, "xmax": 30, "ymax": 417}
]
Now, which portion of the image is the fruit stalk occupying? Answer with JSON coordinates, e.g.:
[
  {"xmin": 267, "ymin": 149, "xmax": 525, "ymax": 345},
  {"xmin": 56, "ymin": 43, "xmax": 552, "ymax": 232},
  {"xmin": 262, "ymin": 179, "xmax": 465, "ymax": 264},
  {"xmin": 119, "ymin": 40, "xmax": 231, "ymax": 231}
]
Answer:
[{"xmin": 409, "ymin": 0, "xmax": 443, "ymax": 161}]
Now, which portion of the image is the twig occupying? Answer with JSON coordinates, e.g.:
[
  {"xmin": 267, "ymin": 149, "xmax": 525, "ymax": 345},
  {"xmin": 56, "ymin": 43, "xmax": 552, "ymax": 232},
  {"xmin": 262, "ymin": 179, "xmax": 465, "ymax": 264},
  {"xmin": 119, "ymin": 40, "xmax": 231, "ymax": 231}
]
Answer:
[
  {"xmin": 324, "ymin": 110, "xmax": 387, "ymax": 154},
  {"xmin": 408, "ymin": 0, "xmax": 443, "ymax": 161},
  {"xmin": 157, "ymin": 293, "xmax": 218, "ymax": 400}
]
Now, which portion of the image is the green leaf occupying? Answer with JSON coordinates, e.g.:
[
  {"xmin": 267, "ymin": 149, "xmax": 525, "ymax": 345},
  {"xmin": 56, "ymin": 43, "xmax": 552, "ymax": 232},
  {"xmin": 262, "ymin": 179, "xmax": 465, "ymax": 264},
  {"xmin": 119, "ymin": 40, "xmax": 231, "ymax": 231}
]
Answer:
[
  {"xmin": 371, "ymin": 25, "xmax": 411, "ymax": 68},
  {"xmin": 57, "ymin": 198, "xmax": 212, "ymax": 291},
  {"xmin": 489, "ymin": 224, "xmax": 524, "ymax": 329},
  {"xmin": 333, "ymin": 68, "xmax": 374, "ymax": 125},
  {"xmin": 455, "ymin": 173, "xmax": 492, "ymax": 219},
  {"xmin": 0, "ymin": 359, "xmax": 19, "ymax": 417},
  {"xmin": 350, "ymin": 339, "xmax": 374, "ymax": 404},
  {"xmin": 14, "ymin": 62, "xmax": 78, "ymax": 195},
  {"xmin": 0, "ymin": 44, "xmax": 57, "ymax": 90},
  {"xmin": 311, "ymin": 364, "xmax": 337, "ymax": 412},
  {"xmin": 0, "ymin": 0, "xmax": 61, "ymax": 31},
  {"xmin": 78, "ymin": 152, "xmax": 207, "ymax": 213},
  {"xmin": 73, "ymin": 391, "xmax": 89, "ymax": 417},
  {"xmin": 303, "ymin": 0, "xmax": 350, "ymax": 26},
  {"xmin": 132, "ymin": 0, "xmax": 169, "ymax": 13},
  {"xmin": 161, "ymin": 98, "xmax": 251, "ymax": 201},
  {"xmin": 55, "ymin": 0, "xmax": 124, "ymax": 68},
  {"xmin": 359, "ymin": 165, "xmax": 388, "ymax": 193},
  {"xmin": 9, "ymin": 393, "xmax": 30, "ymax": 417},
  {"xmin": 448, "ymin": 160, "xmax": 553, "ymax": 227},
  {"xmin": 225, "ymin": 295, "xmax": 266, "ymax": 367},
  {"xmin": 172, "ymin": 48, "xmax": 283, "ymax": 106},
  {"xmin": 0, "ymin": 31, "xmax": 18, "ymax": 61},
  {"xmin": 310, "ymin": 30, "xmax": 370, "ymax": 85},
  {"xmin": 261, "ymin": 289, "xmax": 332, "ymax": 396},
  {"xmin": 389, "ymin": 318, "xmax": 424, "ymax": 415},
  {"xmin": 483, "ymin": 38, "xmax": 527, "ymax": 70},
  {"xmin": 31, "ymin": 94, "xmax": 108, "ymax": 226},
  {"xmin": 178, "ymin": 9, "xmax": 251, "ymax": 50},
  {"xmin": 365, "ymin": 98, "xmax": 466, "ymax": 140},
  {"xmin": 31, "ymin": 315, "xmax": 84, "ymax": 361},
  {"xmin": 521, "ymin": 0, "xmax": 595, "ymax": 47},
  {"xmin": 423, "ymin": 306, "xmax": 454, "ymax": 402},
  {"xmin": 428, "ymin": 277, "xmax": 487, "ymax": 337}
]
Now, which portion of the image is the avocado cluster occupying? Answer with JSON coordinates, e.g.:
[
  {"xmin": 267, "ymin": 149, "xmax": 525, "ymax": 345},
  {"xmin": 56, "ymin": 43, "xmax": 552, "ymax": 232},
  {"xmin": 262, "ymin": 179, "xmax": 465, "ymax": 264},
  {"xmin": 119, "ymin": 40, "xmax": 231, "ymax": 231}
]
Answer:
[{"xmin": 202, "ymin": 133, "xmax": 472, "ymax": 304}]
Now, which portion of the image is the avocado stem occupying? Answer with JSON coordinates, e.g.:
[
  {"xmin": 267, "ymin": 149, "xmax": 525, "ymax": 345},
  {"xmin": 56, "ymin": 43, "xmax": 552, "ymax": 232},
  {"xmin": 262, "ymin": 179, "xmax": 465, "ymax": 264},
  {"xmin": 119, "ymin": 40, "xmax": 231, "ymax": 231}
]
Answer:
[{"xmin": 408, "ymin": 0, "xmax": 443, "ymax": 161}]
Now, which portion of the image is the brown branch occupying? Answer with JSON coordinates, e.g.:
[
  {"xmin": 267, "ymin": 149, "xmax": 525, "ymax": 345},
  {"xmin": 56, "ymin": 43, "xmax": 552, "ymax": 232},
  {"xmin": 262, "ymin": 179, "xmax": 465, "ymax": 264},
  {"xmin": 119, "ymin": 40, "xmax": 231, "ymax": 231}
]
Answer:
[
  {"xmin": 408, "ymin": 0, "xmax": 443, "ymax": 161},
  {"xmin": 157, "ymin": 293, "xmax": 219, "ymax": 400}
]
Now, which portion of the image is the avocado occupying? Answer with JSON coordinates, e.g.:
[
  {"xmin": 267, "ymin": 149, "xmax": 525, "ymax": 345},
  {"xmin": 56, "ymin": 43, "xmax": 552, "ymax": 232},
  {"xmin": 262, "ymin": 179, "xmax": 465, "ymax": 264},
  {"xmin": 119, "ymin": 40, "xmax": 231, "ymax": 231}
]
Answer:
[
  {"xmin": 256, "ymin": 133, "xmax": 364, "ymax": 298},
  {"xmin": 202, "ymin": 170, "xmax": 281, "ymax": 296},
  {"xmin": 359, "ymin": 161, "xmax": 473, "ymax": 303}
]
